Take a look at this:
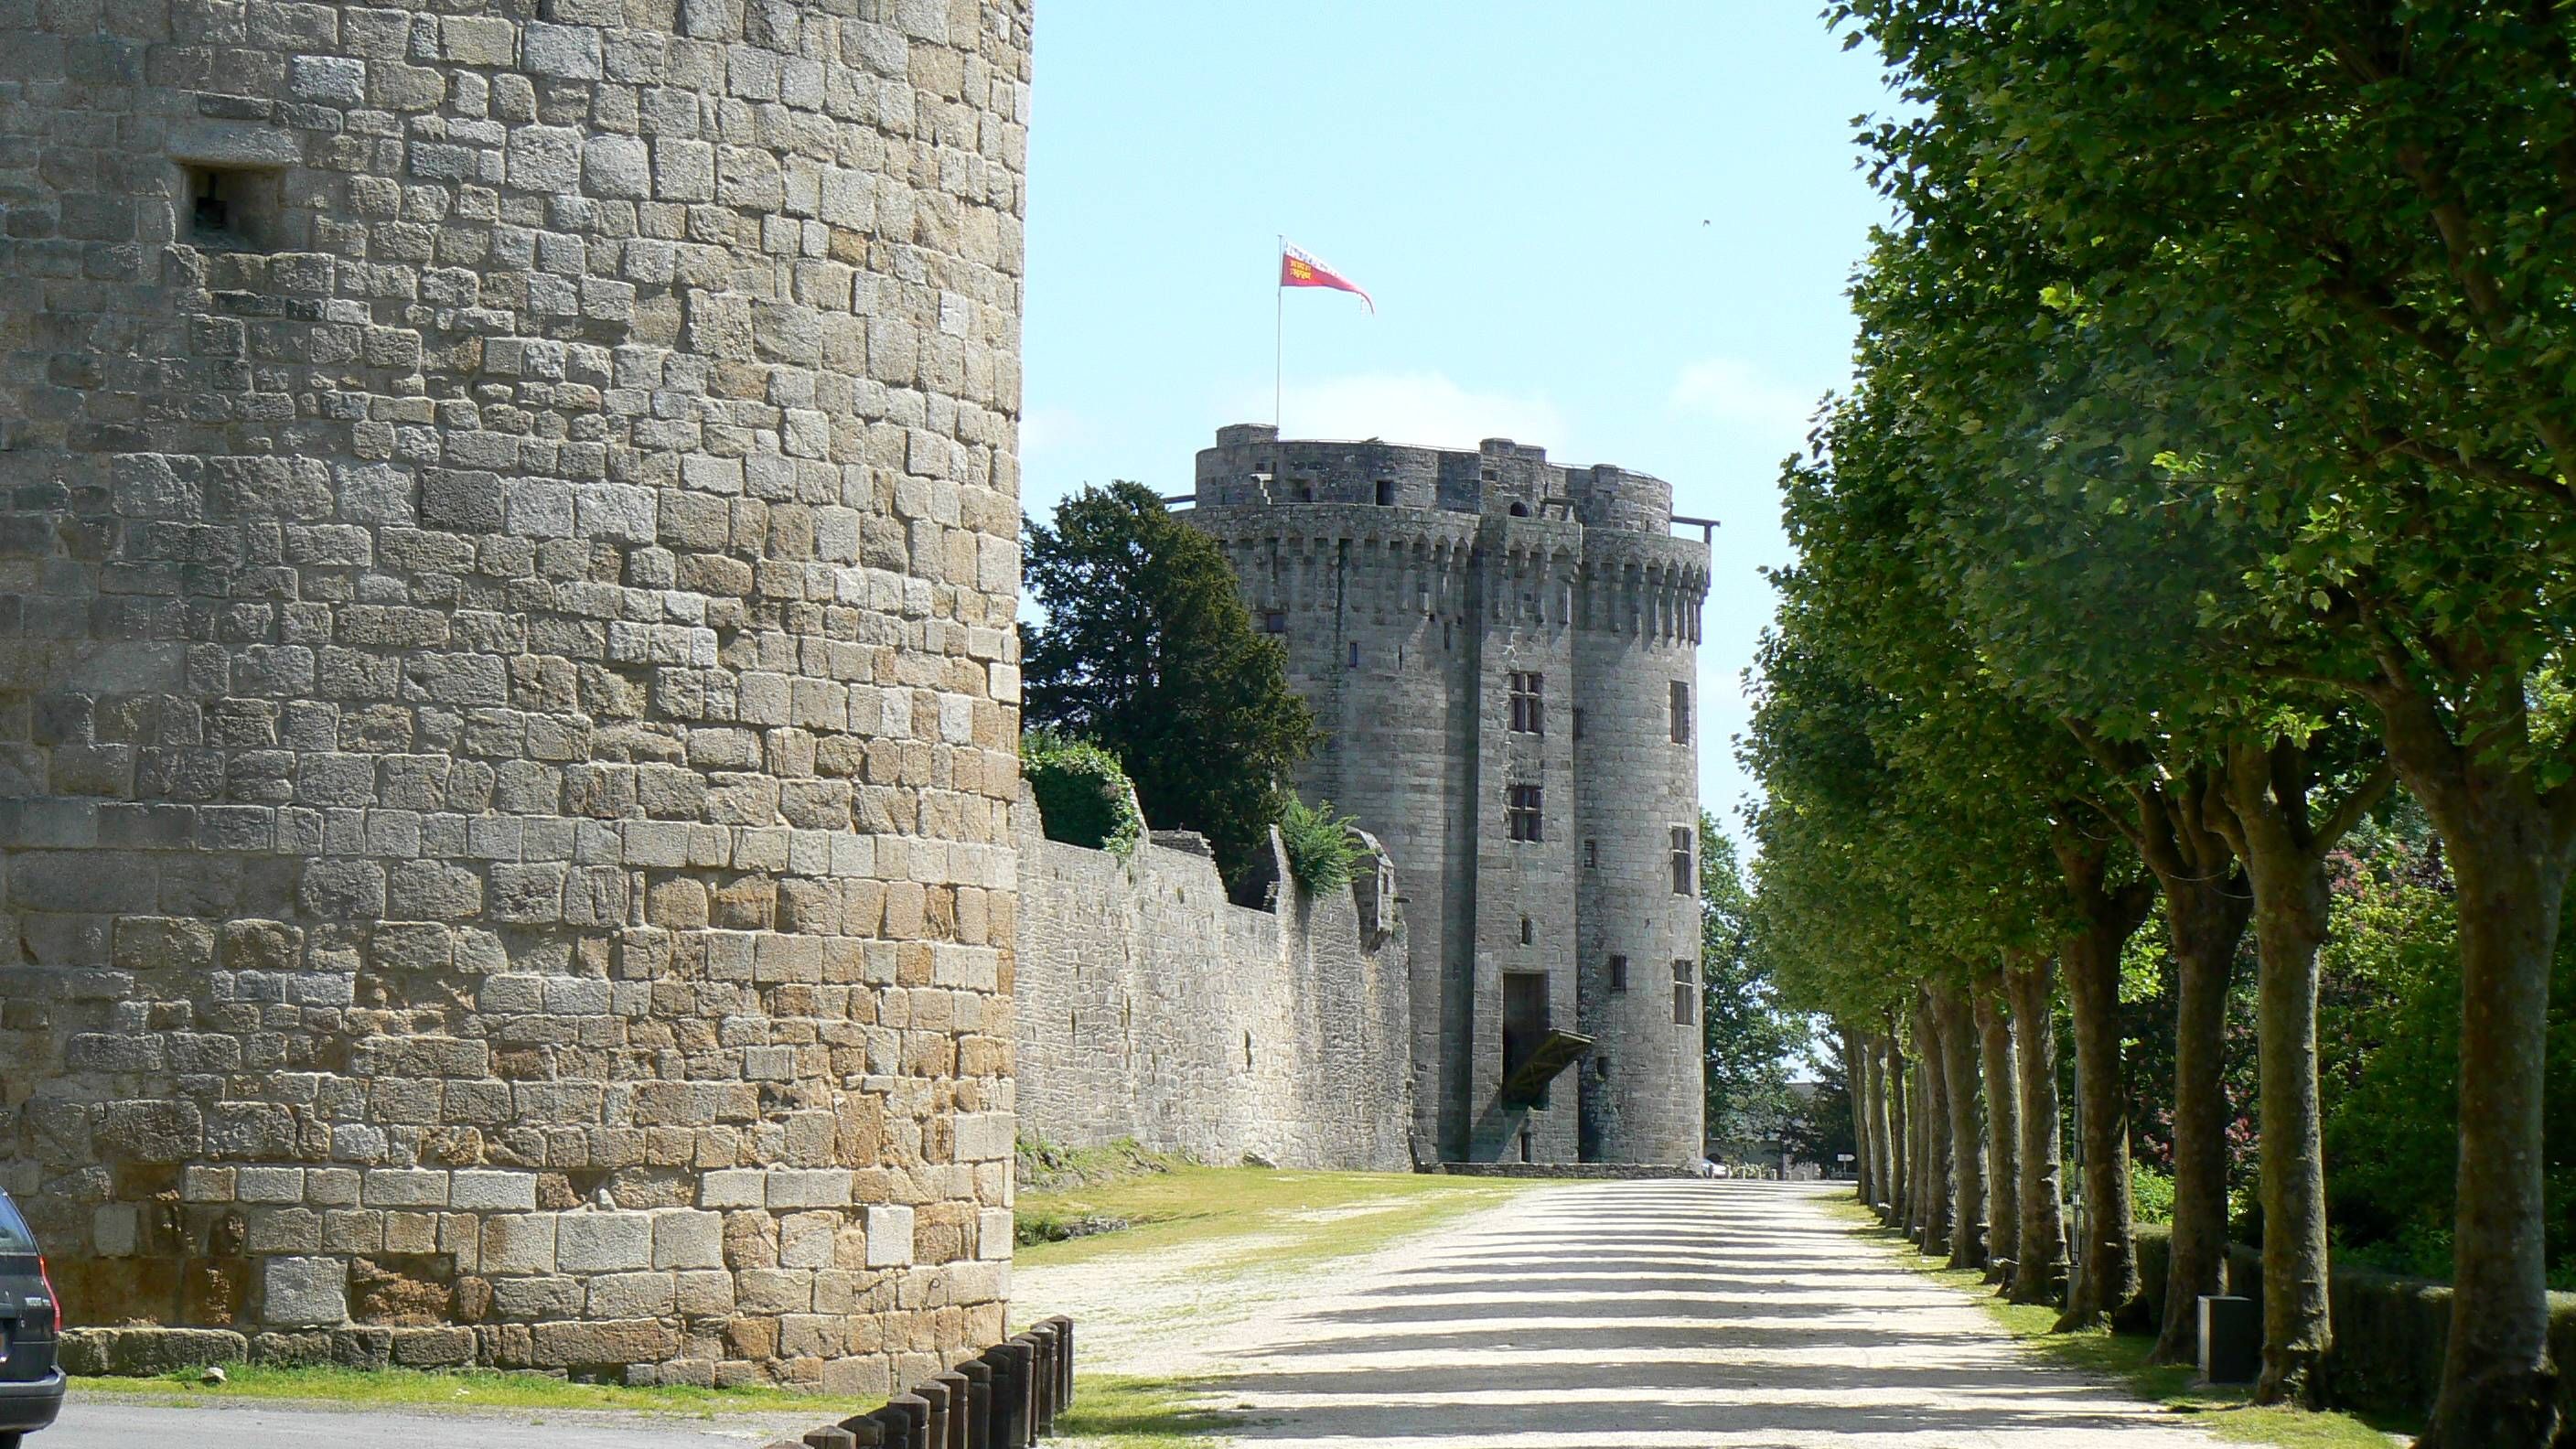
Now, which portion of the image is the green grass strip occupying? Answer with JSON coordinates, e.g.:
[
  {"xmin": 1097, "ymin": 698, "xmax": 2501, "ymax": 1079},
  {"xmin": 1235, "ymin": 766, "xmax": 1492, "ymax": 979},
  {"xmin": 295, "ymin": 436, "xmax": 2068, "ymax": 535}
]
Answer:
[
  {"xmin": 1824, "ymin": 1199, "xmax": 2407, "ymax": 1448},
  {"xmin": 1050, "ymin": 1372, "xmax": 1245, "ymax": 1447},
  {"xmin": 1014, "ymin": 1164, "xmax": 1540, "ymax": 1272}
]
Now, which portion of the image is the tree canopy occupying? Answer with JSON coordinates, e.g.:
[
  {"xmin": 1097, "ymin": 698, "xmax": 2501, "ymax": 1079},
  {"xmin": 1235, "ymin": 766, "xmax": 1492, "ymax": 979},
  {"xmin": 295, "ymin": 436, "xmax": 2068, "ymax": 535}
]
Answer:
[{"xmin": 1019, "ymin": 482, "xmax": 1319, "ymax": 885}]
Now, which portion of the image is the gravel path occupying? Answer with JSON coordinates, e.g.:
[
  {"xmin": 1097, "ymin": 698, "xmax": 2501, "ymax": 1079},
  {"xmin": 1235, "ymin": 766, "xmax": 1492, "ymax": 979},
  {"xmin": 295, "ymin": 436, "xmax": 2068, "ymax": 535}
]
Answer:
[{"xmin": 1037, "ymin": 1177, "xmax": 2219, "ymax": 1446}]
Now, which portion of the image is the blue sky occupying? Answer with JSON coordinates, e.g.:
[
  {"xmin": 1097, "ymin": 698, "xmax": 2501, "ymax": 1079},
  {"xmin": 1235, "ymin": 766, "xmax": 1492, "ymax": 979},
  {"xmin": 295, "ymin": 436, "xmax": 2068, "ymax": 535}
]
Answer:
[{"xmin": 1020, "ymin": 4, "xmax": 1897, "ymax": 841}]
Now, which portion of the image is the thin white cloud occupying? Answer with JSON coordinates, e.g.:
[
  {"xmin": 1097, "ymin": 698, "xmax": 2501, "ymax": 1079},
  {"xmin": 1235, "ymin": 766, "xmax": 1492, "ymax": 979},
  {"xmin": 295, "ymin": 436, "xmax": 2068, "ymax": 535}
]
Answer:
[
  {"xmin": 1668, "ymin": 357, "xmax": 1826, "ymax": 441},
  {"xmin": 1227, "ymin": 371, "xmax": 1572, "ymax": 454},
  {"xmin": 1019, "ymin": 404, "xmax": 1094, "ymax": 460}
]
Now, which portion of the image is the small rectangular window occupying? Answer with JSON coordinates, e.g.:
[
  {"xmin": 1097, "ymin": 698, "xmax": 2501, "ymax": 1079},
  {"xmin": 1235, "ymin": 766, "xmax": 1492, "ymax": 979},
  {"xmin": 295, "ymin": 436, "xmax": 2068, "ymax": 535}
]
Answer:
[
  {"xmin": 1507, "ymin": 783, "xmax": 1543, "ymax": 842},
  {"xmin": 1572, "ymin": 708, "xmax": 1584, "ymax": 740},
  {"xmin": 1347, "ymin": 640, "xmax": 1361, "ymax": 668},
  {"xmin": 183, "ymin": 164, "xmax": 282, "ymax": 251},
  {"xmin": 1671, "ymin": 826, "xmax": 1694, "ymax": 895},
  {"xmin": 1376, "ymin": 478, "xmax": 1395, "ymax": 506},
  {"xmin": 1583, "ymin": 839, "xmax": 1598, "ymax": 870},
  {"xmin": 1674, "ymin": 960, "xmax": 1697, "ymax": 1025},
  {"xmin": 1508, "ymin": 671, "xmax": 1544, "ymax": 735},
  {"xmin": 1670, "ymin": 681, "xmax": 1691, "ymax": 745},
  {"xmin": 1261, "ymin": 609, "xmax": 1287, "ymax": 634},
  {"xmin": 1608, "ymin": 955, "xmax": 1628, "ymax": 993}
]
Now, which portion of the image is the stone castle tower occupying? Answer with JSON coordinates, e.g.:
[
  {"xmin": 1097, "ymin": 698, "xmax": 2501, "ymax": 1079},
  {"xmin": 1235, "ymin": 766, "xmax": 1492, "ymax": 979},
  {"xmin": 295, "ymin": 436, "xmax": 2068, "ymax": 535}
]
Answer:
[
  {"xmin": 1186, "ymin": 424, "xmax": 1710, "ymax": 1165},
  {"xmin": 0, "ymin": 0, "xmax": 1029, "ymax": 1395}
]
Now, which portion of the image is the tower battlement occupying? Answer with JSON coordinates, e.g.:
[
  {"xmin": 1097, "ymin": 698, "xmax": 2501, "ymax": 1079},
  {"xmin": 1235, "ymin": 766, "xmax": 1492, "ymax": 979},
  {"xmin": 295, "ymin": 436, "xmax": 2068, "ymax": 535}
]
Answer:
[
  {"xmin": 1185, "ymin": 425, "xmax": 1710, "ymax": 1165},
  {"xmin": 1197, "ymin": 424, "xmax": 1675, "ymax": 531}
]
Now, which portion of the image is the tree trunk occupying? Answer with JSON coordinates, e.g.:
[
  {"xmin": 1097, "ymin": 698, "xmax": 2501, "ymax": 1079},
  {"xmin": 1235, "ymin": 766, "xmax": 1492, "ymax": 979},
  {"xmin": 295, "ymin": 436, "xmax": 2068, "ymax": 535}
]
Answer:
[
  {"xmin": 1905, "ymin": 1046, "xmax": 1925, "ymax": 1237},
  {"xmin": 1936, "ymin": 982, "xmax": 1987, "ymax": 1271},
  {"xmin": 1846, "ymin": 1024, "xmax": 1876, "ymax": 1208},
  {"xmin": 2053, "ymin": 825, "xmax": 2155, "ymax": 1333},
  {"xmin": 1973, "ymin": 973, "xmax": 2022, "ymax": 1286},
  {"xmin": 1883, "ymin": 1029, "xmax": 1909, "ymax": 1229},
  {"xmin": 2241, "ymin": 834, "xmax": 2334, "ymax": 1405},
  {"xmin": 1914, "ymin": 988, "xmax": 1953, "ymax": 1257},
  {"xmin": 2005, "ymin": 953, "xmax": 2067, "ymax": 1306},
  {"xmin": 2212, "ymin": 737, "xmax": 2389, "ymax": 1409},
  {"xmin": 2150, "ymin": 872, "xmax": 2253, "ymax": 1365},
  {"xmin": 2359, "ymin": 668, "xmax": 2575, "ymax": 1449},
  {"xmin": 2411, "ymin": 792, "xmax": 2570, "ymax": 1447}
]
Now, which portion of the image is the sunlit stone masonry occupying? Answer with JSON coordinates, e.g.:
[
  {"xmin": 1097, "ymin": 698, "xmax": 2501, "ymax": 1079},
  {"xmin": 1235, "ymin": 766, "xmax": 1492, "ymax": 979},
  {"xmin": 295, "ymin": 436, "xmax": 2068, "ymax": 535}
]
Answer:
[{"xmin": 0, "ymin": 0, "xmax": 1031, "ymax": 1396}]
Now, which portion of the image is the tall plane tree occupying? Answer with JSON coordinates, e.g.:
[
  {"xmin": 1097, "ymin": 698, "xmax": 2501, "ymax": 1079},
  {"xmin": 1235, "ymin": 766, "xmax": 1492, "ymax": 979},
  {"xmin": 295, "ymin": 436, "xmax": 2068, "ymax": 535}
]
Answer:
[{"xmin": 1834, "ymin": 5, "xmax": 2571, "ymax": 1433}]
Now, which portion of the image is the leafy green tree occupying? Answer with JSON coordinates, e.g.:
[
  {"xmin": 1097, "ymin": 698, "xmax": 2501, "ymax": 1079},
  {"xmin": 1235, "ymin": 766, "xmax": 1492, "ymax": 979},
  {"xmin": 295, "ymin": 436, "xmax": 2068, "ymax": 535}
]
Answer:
[
  {"xmin": 1783, "ymin": 1039, "xmax": 1860, "ymax": 1172},
  {"xmin": 1830, "ymin": 7, "xmax": 2576, "ymax": 1434},
  {"xmin": 1020, "ymin": 482, "xmax": 1318, "ymax": 886},
  {"xmin": 1700, "ymin": 819, "xmax": 1798, "ymax": 1153}
]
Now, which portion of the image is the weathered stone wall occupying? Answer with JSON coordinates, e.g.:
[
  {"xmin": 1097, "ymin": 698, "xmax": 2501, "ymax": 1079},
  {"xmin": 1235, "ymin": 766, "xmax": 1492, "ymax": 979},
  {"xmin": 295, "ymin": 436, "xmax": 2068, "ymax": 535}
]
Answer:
[
  {"xmin": 1010, "ymin": 790, "xmax": 1413, "ymax": 1172},
  {"xmin": 0, "ymin": 0, "xmax": 1030, "ymax": 1396},
  {"xmin": 1186, "ymin": 424, "xmax": 1707, "ymax": 1165}
]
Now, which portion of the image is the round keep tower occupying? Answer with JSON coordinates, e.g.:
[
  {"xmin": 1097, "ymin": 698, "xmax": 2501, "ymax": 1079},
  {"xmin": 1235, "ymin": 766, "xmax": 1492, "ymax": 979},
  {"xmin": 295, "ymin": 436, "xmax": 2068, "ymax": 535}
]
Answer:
[
  {"xmin": 0, "ymin": 0, "xmax": 1030, "ymax": 1397},
  {"xmin": 1185, "ymin": 424, "xmax": 1707, "ymax": 1165},
  {"xmin": 1567, "ymin": 481, "xmax": 1711, "ymax": 1166}
]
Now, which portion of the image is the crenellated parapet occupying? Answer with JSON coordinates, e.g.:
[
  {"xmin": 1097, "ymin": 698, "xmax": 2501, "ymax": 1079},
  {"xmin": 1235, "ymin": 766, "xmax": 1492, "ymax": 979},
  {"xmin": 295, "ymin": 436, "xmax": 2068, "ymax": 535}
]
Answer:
[
  {"xmin": 1197, "ymin": 425, "xmax": 1678, "ymax": 531},
  {"xmin": 1577, "ymin": 531, "xmax": 1712, "ymax": 645}
]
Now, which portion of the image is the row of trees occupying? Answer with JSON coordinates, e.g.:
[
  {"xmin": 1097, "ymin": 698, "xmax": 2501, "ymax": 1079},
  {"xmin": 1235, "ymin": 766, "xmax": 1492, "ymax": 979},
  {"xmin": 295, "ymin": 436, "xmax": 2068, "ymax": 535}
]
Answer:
[{"xmin": 1745, "ymin": 6, "xmax": 2576, "ymax": 1445}]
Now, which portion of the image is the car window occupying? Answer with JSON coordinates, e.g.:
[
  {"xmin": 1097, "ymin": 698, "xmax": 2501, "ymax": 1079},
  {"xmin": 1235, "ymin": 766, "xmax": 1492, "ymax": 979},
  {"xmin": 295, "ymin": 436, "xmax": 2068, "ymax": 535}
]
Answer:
[{"xmin": 0, "ymin": 1193, "xmax": 35, "ymax": 1253}]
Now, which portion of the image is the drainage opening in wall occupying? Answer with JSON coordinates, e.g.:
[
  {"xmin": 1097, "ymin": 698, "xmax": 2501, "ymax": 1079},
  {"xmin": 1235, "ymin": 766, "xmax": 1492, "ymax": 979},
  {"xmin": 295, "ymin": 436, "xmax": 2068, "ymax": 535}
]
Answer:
[{"xmin": 1244, "ymin": 1030, "xmax": 1253, "ymax": 1068}]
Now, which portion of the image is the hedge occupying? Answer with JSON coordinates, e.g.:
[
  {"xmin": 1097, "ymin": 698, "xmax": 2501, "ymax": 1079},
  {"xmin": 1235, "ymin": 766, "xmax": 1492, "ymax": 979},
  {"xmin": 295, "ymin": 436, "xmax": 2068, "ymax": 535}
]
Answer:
[
  {"xmin": 2132, "ymin": 1224, "xmax": 2576, "ymax": 1426},
  {"xmin": 1020, "ymin": 730, "xmax": 1143, "ymax": 855}
]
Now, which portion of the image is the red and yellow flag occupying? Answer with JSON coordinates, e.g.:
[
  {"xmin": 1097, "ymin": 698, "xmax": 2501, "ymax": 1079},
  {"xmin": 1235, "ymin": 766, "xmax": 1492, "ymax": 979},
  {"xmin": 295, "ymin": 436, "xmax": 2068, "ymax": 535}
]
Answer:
[{"xmin": 1280, "ymin": 242, "xmax": 1374, "ymax": 313}]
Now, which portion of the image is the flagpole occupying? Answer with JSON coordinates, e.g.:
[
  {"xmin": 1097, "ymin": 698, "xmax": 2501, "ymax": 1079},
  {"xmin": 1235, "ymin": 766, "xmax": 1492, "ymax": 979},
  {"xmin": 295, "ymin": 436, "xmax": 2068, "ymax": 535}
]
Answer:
[{"xmin": 1273, "ymin": 234, "xmax": 1284, "ymax": 431}]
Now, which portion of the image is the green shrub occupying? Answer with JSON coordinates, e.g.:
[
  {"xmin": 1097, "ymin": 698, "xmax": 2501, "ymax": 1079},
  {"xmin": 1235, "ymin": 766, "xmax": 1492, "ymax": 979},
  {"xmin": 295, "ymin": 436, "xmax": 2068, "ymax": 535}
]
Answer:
[
  {"xmin": 1276, "ymin": 796, "xmax": 1360, "ymax": 891},
  {"xmin": 1021, "ymin": 729, "xmax": 1143, "ymax": 856},
  {"xmin": 2130, "ymin": 1162, "xmax": 2176, "ymax": 1226}
]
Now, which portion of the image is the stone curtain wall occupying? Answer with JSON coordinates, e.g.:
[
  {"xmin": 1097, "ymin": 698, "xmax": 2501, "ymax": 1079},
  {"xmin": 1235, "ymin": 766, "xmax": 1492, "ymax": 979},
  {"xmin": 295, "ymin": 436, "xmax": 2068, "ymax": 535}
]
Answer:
[
  {"xmin": 1011, "ymin": 793, "xmax": 1414, "ymax": 1172},
  {"xmin": 0, "ymin": 0, "xmax": 1029, "ymax": 1396}
]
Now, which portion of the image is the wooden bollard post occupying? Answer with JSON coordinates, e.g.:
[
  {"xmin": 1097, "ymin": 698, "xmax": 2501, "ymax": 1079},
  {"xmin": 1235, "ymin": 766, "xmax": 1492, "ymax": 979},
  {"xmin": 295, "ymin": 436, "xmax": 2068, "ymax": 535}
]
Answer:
[
  {"xmin": 910, "ymin": 1379, "xmax": 950, "ymax": 1449},
  {"xmin": 831, "ymin": 1416, "xmax": 887, "ymax": 1447},
  {"xmin": 1041, "ymin": 1315, "xmax": 1073, "ymax": 1410},
  {"xmin": 980, "ymin": 1346, "xmax": 1024, "ymax": 1448},
  {"xmin": 954, "ymin": 1357, "xmax": 993, "ymax": 1449},
  {"xmin": 879, "ymin": 1392, "xmax": 932, "ymax": 1449},
  {"xmin": 801, "ymin": 1428, "xmax": 857, "ymax": 1449},
  {"xmin": 1025, "ymin": 1325, "xmax": 1058, "ymax": 1435},
  {"xmin": 1002, "ymin": 1339, "xmax": 1039, "ymax": 1446},
  {"xmin": 933, "ymin": 1370, "xmax": 972, "ymax": 1449}
]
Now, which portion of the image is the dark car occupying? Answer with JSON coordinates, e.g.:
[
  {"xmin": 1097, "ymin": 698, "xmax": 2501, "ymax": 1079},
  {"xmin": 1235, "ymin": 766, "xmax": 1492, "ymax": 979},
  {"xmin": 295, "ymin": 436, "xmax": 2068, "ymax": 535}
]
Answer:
[{"xmin": 0, "ymin": 1190, "xmax": 60, "ymax": 1445}]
